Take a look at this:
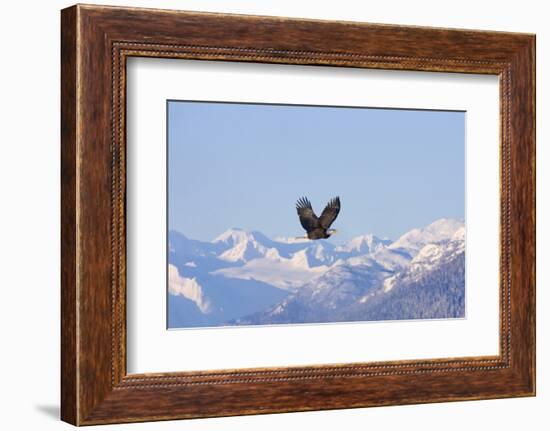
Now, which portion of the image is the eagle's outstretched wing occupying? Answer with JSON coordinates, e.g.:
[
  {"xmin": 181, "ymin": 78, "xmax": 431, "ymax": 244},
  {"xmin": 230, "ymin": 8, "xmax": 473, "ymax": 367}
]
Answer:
[
  {"xmin": 318, "ymin": 196, "xmax": 341, "ymax": 229},
  {"xmin": 296, "ymin": 196, "xmax": 319, "ymax": 232}
]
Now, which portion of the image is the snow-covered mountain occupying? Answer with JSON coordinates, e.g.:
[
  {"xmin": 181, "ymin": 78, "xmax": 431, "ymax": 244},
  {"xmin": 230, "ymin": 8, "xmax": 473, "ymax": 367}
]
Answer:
[
  {"xmin": 234, "ymin": 261, "xmax": 393, "ymax": 325},
  {"xmin": 168, "ymin": 218, "xmax": 465, "ymax": 328},
  {"xmin": 335, "ymin": 234, "xmax": 392, "ymax": 257},
  {"xmin": 383, "ymin": 224, "xmax": 465, "ymax": 293},
  {"xmin": 343, "ymin": 244, "xmax": 465, "ymax": 321},
  {"xmin": 388, "ymin": 218, "xmax": 464, "ymax": 255}
]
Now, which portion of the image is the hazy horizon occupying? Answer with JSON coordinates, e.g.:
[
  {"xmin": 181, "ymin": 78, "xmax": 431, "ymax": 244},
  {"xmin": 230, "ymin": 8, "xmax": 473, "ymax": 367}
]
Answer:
[{"xmin": 168, "ymin": 215, "xmax": 465, "ymax": 245}]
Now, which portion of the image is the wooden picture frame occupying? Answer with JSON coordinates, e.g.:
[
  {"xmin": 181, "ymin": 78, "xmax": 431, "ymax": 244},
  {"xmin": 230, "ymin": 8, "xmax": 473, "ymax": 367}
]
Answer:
[{"xmin": 61, "ymin": 4, "xmax": 535, "ymax": 425}]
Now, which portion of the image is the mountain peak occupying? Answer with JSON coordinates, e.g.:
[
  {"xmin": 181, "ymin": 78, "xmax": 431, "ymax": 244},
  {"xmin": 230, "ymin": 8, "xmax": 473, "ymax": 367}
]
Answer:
[
  {"xmin": 452, "ymin": 226, "xmax": 466, "ymax": 241},
  {"xmin": 169, "ymin": 217, "xmax": 466, "ymax": 327},
  {"xmin": 212, "ymin": 228, "xmax": 251, "ymax": 244},
  {"xmin": 389, "ymin": 218, "xmax": 464, "ymax": 254},
  {"xmin": 425, "ymin": 218, "xmax": 464, "ymax": 234},
  {"xmin": 335, "ymin": 233, "xmax": 391, "ymax": 255}
]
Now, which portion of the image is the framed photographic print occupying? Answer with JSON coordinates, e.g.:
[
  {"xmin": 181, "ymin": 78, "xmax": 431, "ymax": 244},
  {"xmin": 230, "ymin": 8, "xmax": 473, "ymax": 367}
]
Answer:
[
  {"xmin": 61, "ymin": 4, "xmax": 536, "ymax": 425},
  {"xmin": 164, "ymin": 100, "xmax": 466, "ymax": 330}
]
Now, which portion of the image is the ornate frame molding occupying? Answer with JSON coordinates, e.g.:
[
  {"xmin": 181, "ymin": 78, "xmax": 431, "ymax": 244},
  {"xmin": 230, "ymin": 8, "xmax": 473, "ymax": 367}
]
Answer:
[{"xmin": 61, "ymin": 5, "xmax": 535, "ymax": 425}]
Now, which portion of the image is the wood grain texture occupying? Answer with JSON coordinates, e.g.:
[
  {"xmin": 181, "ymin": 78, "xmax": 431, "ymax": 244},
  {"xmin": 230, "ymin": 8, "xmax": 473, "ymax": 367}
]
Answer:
[
  {"xmin": 60, "ymin": 5, "xmax": 78, "ymax": 425},
  {"xmin": 60, "ymin": 4, "xmax": 535, "ymax": 425}
]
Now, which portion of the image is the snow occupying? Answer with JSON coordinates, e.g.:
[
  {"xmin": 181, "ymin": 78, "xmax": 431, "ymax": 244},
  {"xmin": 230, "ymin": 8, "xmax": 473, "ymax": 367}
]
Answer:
[
  {"xmin": 389, "ymin": 218, "xmax": 464, "ymax": 253},
  {"xmin": 212, "ymin": 228, "xmax": 251, "ymax": 245},
  {"xmin": 265, "ymin": 248, "xmax": 281, "ymax": 259},
  {"xmin": 212, "ymin": 255, "xmax": 329, "ymax": 291},
  {"xmin": 452, "ymin": 226, "xmax": 466, "ymax": 241},
  {"xmin": 335, "ymin": 233, "xmax": 391, "ymax": 255},
  {"xmin": 218, "ymin": 238, "xmax": 267, "ymax": 262},
  {"xmin": 383, "ymin": 275, "xmax": 397, "ymax": 292},
  {"xmin": 274, "ymin": 236, "xmax": 310, "ymax": 244},
  {"xmin": 168, "ymin": 264, "xmax": 212, "ymax": 313},
  {"xmin": 170, "ymin": 218, "xmax": 466, "ymax": 319},
  {"xmin": 386, "ymin": 227, "xmax": 466, "ymax": 288},
  {"xmin": 213, "ymin": 229, "xmax": 273, "ymax": 262},
  {"xmin": 289, "ymin": 249, "xmax": 311, "ymax": 268}
]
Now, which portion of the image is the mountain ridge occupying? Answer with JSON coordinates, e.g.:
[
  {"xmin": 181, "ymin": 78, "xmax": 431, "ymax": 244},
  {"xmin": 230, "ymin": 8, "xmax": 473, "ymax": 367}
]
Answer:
[{"xmin": 168, "ymin": 218, "xmax": 465, "ymax": 328}]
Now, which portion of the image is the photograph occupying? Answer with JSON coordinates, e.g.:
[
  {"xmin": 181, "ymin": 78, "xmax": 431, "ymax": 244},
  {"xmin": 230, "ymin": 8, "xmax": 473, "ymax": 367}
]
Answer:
[{"xmin": 167, "ymin": 101, "xmax": 466, "ymax": 329}]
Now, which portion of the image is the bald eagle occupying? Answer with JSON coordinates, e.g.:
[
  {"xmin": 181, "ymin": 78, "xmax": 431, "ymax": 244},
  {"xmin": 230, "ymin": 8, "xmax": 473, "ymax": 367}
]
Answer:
[{"xmin": 296, "ymin": 196, "xmax": 341, "ymax": 240}]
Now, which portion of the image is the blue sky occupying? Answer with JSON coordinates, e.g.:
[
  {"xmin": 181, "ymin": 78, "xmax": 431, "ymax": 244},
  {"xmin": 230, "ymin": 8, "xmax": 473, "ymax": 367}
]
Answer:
[{"xmin": 168, "ymin": 101, "xmax": 464, "ymax": 243}]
